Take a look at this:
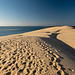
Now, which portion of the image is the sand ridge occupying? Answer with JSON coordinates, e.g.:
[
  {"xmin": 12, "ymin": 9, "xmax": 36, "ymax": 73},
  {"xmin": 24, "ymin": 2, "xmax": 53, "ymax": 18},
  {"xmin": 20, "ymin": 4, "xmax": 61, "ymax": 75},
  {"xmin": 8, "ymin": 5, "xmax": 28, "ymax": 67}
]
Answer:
[
  {"xmin": 0, "ymin": 26, "xmax": 75, "ymax": 75},
  {"xmin": 0, "ymin": 26, "xmax": 75, "ymax": 49}
]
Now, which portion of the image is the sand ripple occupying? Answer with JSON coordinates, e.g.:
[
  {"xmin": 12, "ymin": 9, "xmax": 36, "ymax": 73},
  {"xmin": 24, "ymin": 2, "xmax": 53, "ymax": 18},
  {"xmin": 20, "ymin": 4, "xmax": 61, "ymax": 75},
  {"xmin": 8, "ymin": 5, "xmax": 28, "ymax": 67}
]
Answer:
[{"xmin": 0, "ymin": 36, "xmax": 74, "ymax": 75}]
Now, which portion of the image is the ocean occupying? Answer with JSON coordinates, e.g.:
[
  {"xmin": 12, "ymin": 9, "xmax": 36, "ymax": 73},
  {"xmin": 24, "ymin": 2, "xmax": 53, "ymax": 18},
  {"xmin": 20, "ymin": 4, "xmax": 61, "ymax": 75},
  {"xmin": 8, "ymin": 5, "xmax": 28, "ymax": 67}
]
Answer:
[{"xmin": 0, "ymin": 26, "xmax": 47, "ymax": 36}]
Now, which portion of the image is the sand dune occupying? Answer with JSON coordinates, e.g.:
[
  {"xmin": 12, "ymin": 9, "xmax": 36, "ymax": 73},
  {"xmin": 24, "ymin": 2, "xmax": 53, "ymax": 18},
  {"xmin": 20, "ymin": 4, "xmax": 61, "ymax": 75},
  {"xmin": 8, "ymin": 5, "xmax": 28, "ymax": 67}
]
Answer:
[{"xmin": 0, "ymin": 26, "xmax": 75, "ymax": 75}]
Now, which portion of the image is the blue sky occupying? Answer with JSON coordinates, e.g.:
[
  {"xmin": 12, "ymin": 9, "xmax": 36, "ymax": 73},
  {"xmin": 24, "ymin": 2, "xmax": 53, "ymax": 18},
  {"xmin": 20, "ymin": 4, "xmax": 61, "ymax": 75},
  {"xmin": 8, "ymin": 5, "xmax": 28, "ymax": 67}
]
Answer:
[{"xmin": 0, "ymin": 0, "xmax": 75, "ymax": 26}]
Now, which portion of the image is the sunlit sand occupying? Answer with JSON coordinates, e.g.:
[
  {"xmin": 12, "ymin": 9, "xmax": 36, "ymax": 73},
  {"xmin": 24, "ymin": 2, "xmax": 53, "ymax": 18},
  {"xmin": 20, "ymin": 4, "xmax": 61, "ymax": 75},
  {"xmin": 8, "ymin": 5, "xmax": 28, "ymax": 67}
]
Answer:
[{"xmin": 0, "ymin": 26, "xmax": 75, "ymax": 75}]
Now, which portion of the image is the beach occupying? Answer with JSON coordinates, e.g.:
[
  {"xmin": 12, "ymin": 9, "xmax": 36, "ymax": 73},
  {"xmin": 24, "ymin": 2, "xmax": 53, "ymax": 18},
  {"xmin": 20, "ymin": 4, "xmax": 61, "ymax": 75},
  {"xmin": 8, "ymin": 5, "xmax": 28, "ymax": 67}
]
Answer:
[{"xmin": 0, "ymin": 26, "xmax": 75, "ymax": 75}]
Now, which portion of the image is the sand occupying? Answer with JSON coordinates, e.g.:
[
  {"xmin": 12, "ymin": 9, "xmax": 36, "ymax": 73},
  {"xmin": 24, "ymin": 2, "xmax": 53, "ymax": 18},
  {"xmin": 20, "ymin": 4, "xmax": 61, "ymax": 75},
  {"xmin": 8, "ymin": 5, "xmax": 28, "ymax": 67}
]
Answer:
[{"xmin": 0, "ymin": 26, "xmax": 75, "ymax": 75}]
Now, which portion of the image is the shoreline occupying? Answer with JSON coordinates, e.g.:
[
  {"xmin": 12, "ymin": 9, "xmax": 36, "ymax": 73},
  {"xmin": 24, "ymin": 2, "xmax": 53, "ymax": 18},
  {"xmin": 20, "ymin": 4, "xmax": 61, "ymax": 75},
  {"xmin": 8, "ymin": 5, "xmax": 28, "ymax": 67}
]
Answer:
[
  {"xmin": 0, "ymin": 26, "xmax": 75, "ymax": 49},
  {"xmin": 0, "ymin": 26, "xmax": 75, "ymax": 75}
]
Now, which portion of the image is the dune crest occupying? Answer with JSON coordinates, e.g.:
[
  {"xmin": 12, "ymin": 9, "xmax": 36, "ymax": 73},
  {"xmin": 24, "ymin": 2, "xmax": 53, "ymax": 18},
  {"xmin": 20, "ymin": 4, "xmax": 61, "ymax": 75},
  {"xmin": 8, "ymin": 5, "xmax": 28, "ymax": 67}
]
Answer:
[
  {"xmin": 0, "ymin": 26, "xmax": 75, "ymax": 75},
  {"xmin": 61, "ymin": 26, "xmax": 73, "ymax": 29}
]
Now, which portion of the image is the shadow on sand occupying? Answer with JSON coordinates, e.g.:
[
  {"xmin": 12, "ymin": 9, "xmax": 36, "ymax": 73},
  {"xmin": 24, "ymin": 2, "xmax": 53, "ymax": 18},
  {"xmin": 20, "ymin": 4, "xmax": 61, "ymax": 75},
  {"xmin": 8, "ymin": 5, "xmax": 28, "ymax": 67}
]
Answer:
[{"xmin": 40, "ymin": 33, "xmax": 75, "ymax": 61}]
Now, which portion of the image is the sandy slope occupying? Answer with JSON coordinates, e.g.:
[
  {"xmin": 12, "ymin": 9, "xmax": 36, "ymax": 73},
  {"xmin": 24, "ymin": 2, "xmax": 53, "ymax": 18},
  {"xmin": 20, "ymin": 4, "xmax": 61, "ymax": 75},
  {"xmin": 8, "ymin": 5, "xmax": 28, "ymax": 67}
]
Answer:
[
  {"xmin": 23, "ymin": 26, "xmax": 75, "ymax": 49},
  {"xmin": 0, "ymin": 26, "xmax": 75, "ymax": 49},
  {"xmin": 0, "ymin": 26, "xmax": 75, "ymax": 75}
]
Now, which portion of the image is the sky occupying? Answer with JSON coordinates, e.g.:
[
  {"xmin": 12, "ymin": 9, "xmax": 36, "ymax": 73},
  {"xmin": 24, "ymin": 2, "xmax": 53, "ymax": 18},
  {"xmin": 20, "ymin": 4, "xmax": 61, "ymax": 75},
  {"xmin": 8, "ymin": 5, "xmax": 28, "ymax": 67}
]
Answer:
[{"xmin": 0, "ymin": 0, "xmax": 75, "ymax": 26}]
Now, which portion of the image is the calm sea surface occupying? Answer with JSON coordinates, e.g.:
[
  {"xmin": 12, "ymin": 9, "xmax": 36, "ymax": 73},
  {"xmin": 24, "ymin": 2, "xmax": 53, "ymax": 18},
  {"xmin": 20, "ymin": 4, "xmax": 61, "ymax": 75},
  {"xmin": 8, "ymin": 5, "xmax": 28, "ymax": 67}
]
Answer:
[{"xmin": 0, "ymin": 26, "xmax": 47, "ymax": 36}]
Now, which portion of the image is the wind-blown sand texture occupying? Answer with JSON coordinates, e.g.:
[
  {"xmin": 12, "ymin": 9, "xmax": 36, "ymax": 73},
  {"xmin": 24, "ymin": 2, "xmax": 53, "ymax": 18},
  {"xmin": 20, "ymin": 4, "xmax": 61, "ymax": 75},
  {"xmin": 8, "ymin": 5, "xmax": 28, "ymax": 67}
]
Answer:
[{"xmin": 0, "ymin": 26, "xmax": 75, "ymax": 75}]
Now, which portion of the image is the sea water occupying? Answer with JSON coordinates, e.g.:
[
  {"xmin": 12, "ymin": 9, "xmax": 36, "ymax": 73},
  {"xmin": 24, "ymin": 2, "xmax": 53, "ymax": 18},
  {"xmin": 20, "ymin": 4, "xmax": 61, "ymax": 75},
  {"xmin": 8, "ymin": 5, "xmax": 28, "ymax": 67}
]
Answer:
[{"xmin": 0, "ymin": 26, "xmax": 47, "ymax": 36}]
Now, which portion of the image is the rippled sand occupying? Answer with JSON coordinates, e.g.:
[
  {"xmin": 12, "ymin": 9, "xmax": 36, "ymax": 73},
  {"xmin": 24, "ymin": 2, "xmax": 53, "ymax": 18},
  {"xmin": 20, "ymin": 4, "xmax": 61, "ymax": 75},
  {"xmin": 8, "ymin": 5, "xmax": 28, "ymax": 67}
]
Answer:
[{"xmin": 0, "ymin": 26, "xmax": 75, "ymax": 75}]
